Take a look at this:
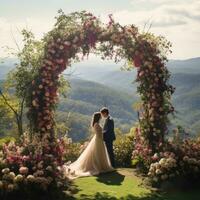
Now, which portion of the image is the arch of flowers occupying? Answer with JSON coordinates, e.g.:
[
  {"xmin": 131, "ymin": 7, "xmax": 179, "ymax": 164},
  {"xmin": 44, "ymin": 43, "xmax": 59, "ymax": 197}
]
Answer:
[{"xmin": 28, "ymin": 10, "xmax": 174, "ymax": 155}]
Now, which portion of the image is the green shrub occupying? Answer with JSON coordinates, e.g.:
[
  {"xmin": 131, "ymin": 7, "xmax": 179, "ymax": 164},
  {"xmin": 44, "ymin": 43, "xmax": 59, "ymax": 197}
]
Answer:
[
  {"xmin": 63, "ymin": 142, "xmax": 82, "ymax": 163},
  {"xmin": 114, "ymin": 133, "xmax": 134, "ymax": 167},
  {"xmin": 0, "ymin": 136, "xmax": 15, "ymax": 150}
]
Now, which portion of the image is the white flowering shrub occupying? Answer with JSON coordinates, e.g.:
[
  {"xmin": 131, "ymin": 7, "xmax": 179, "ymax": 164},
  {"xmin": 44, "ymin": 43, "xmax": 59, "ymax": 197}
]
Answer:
[
  {"xmin": 147, "ymin": 138, "xmax": 200, "ymax": 186},
  {"xmin": 148, "ymin": 154, "xmax": 177, "ymax": 183}
]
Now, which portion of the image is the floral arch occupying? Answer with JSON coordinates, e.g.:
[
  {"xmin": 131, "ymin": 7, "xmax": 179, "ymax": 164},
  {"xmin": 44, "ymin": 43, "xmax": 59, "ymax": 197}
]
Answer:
[{"xmin": 27, "ymin": 10, "xmax": 174, "ymax": 154}]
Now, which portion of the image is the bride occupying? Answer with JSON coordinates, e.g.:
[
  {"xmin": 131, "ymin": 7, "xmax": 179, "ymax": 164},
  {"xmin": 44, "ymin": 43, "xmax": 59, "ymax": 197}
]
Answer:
[{"xmin": 64, "ymin": 112, "xmax": 114, "ymax": 179}]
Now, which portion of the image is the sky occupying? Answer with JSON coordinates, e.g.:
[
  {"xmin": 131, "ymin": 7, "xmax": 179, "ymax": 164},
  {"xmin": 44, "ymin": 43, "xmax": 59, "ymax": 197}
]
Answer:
[{"xmin": 0, "ymin": 0, "xmax": 200, "ymax": 59}]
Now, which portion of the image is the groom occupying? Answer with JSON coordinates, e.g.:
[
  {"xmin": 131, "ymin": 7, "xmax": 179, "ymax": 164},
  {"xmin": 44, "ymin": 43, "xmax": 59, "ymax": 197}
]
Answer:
[{"xmin": 100, "ymin": 107, "xmax": 116, "ymax": 168}]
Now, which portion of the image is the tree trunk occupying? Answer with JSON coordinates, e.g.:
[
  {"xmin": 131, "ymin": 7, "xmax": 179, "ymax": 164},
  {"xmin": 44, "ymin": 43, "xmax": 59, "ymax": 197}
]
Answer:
[{"xmin": 16, "ymin": 115, "xmax": 23, "ymax": 137}]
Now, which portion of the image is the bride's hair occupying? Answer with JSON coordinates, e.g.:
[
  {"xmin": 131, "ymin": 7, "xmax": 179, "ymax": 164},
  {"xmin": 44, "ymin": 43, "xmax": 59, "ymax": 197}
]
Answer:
[{"xmin": 91, "ymin": 112, "xmax": 101, "ymax": 127}]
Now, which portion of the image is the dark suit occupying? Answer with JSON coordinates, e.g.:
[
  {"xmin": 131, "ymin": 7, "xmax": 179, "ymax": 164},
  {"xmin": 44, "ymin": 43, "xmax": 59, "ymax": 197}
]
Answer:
[{"xmin": 103, "ymin": 116, "xmax": 116, "ymax": 167}]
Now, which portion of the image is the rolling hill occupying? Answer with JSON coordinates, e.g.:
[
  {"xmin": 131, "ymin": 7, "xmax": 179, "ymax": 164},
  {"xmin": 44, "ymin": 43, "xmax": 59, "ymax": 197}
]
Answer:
[
  {"xmin": 57, "ymin": 79, "xmax": 137, "ymax": 141},
  {"xmin": 65, "ymin": 57, "xmax": 200, "ymax": 136},
  {"xmin": 1, "ymin": 57, "xmax": 200, "ymax": 139}
]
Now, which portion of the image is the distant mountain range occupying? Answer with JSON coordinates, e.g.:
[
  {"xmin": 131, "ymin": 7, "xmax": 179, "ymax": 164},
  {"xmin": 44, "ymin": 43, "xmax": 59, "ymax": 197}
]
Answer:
[
  {"xmin": 57, "ymin": 79, "xmax": 137, "ymax": 141},
  {"xmin": 0, "ymin": 58, "xmax": 17, "ymax": 80},
  {"xmin": 65, "ymin": 57, "xmax": 200, "ymax": 93},
  {"xmin": 1, "ymin": 57, "xmax": 200, "ymax": 139}
]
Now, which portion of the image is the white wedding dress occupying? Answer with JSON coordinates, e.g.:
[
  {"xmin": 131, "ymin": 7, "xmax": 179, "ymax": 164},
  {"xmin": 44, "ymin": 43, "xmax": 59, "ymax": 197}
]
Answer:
[{"xmin": 64, "ymin": 123, "xmax": 114, "ymax": 179}]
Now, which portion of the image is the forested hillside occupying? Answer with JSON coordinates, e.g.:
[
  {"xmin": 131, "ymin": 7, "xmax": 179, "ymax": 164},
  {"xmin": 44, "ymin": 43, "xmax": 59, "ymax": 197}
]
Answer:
[
  {"xmin": 63, "ymin": 57, "xmax": 200, "ymax": 136},
  {"xmin": 56, "ymin": 79, "xmax": 137, "ymax": 141},
  {"xmin": 1, "ymin": 57, "xmax": 200, "ymax": 140},
  {"xmin": 0, "ymin": 77, "xmax": 137, "ymax": 141}
]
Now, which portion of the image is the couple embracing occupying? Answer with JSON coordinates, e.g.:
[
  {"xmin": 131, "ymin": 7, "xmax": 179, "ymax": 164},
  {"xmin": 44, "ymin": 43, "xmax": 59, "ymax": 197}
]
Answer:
[{"xmin": 64, "ymin": 107, "xmax": 116, "ymax": 179}]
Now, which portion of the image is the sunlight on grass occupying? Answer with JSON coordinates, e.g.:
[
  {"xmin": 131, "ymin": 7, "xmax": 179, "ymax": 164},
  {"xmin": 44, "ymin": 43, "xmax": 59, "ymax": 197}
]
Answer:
[
  {"xmin": 73, "ymin": 169, "xmax": 151, "ymax": 199},
  {"xmin": 72, "ymin": 169, "xmax": 200, "ymax": 200}
]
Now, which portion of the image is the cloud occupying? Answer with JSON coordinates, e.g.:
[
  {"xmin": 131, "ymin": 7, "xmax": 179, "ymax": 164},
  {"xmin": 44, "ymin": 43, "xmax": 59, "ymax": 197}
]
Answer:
[
  {"xmin": 152, "ymin": 18, "xmax": 187, "ymax": 27},
  {"xmin": 130, "ymin": 0, "xmax": 178, "ymax": 8},
  {"xmin": 0, "ymin": 18, "xmax": 22, "ymax": 56},
  {"xmin": 0, "ymin": 0, "xmax": 200, "ymax": 59},
  {"xmin": 112, "ymin": 8, "xmax": 188, "ymax": 28},
  {"xmin": 113, "ymin": 0, "xmax": 200, "ymax": 28},
  {"xmin": 111, "ymin": 0, "xmax": 200, "ymax": 59},
  {"xmin": 130, "ymin": 0, "xmax": 200, "ymax": 24},
  {"xmin": 166, "ymin": 1, "xmax": 200, "ymax": 22},
  {"xmin": 0, "ymin": 17, "xmax": 54, "ymax": 57},
  {"xmin": 131, "ymin": 0, "xmax": 173, "ymax": 3}
]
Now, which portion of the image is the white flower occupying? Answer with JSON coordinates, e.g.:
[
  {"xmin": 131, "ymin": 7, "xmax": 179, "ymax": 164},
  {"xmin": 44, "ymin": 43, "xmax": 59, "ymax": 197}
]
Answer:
[
  {"xmin": 188, "ymin": 158, "xmax": 196, "ymax": 164},
  {"xmin": 57, "ymin": 181, "xmax": 63, "ymax": 187},
  {"xmin": 68, "ymin": 138, "xmax": 72, "ymax": 144},
  {"xmin": 46, "ymin": 166, "xmax": 53, "ymax": 172},
  {"xmin": 147, "ymin": 172, "xmax": 152, "ymax": 176},
  {"xmin": 9, "ymin": 172, "xmax": 16, "ymax": 180},
  {"xmin": 34, "ymin": 177, "xmax": 49, "ymax": 187},
  {"xmin": 37, "ymin": 161, "xmax": 44, "ymax": 169},
  {"xmin": 183, "ymin": 156, "xmax": 189, "ymax": 162},
  {"xmin": 14, "ymin": 174, "xmax": 23, "ymax": 183},
  {"xmin": 34, "ymin": 170, "xmax": 44, "ymax": 177},
  {"xmin": 159, "ymin": 158, "xmax": 166, "ymax": 165},
  {"xmin": 64, "ymin": 41, "xmax": 71, "ymax": 46},
  {"xmin": 155, "ymin": 169, "xmax": 162, "ymax": 175},
  {"xmin": 149, "ymin": 166, "xmax": 155, "ymax": 173},
  {"xmin": 155, "ymin": 163, "xmax": 161, "ymax": 169},
  {"xmin": 27, "ymin": 175, "xmax": 35, "ymax": 182},
  {"xmin": 73, "ymin": 36, "xmax": 79, "ymax": 43},
  {"xmin": 2, "ymin": 168, "xmax": 10, "ymax": 174}
]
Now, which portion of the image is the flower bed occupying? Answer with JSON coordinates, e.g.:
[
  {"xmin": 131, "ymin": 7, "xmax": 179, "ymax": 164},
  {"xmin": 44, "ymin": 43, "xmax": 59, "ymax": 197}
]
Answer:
[
  {"xmin": 0, "ymin": 135, "xmax": 72, "ymax": 198},
  {"xmin": 132, "ymin": 127, "xmax": 200, "ymax": 187},
  {"xmin": 148, "ymin": 138, "xmax": 200, "ymax": 187}
]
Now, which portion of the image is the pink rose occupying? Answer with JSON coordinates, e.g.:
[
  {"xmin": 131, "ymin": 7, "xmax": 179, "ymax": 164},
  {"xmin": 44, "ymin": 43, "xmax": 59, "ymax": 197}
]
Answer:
[
  {"xmin": 64, "ymin": 41, "xmax": 71, "ymax": 47},
  {"xmin": 19, "ymin": 167, "xmax": 29, "ymax": 175},
  {"xmin": 152, "ymin": 153, "xmax": 159, "ymax": 161},
  {"xmin": 133, "ymin": 55, "xmax": 142, "ymax": 67}
]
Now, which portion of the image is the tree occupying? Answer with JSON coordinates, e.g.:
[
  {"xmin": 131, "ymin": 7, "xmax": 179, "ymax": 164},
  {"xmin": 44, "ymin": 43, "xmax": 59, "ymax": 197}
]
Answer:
[
  {"xmin": 0, "ymin": 30, "xmax": 44, "ymax": 137},
  {"xmin": 1, "ymin": 29, "xmax": 70, "ymax": 138}
]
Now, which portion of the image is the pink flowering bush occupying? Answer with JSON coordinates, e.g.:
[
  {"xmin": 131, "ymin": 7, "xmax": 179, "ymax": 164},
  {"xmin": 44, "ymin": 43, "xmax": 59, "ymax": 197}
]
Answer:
[
  {"xmin": 132, "ymin": 127, "xmax": 153, "ymax": 171},
  {"xmin": 0, "ymin": 134, "xmax": 72, "ymax": 199}
]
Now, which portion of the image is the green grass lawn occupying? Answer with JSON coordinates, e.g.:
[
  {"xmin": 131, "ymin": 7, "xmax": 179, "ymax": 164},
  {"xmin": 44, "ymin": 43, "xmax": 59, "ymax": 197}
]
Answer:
[{"xmin": 70, "ymin": 168, "xmax": 200, "ymax": 200}]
